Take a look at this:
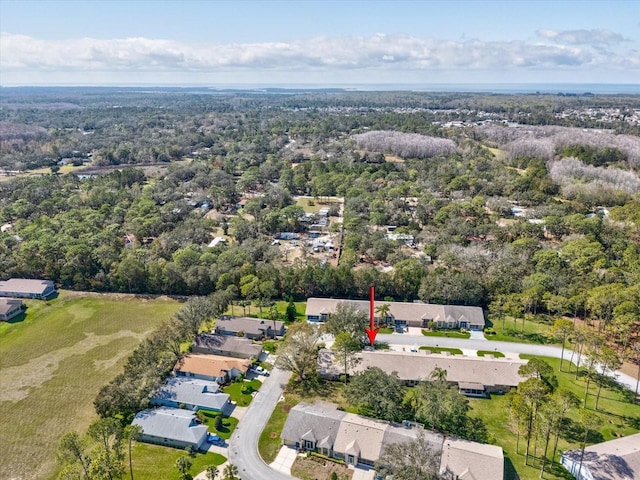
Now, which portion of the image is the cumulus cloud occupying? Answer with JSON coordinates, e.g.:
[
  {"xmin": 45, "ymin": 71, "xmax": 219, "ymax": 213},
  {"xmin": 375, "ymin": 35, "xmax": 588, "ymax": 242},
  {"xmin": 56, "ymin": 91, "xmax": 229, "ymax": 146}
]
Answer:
[
  {"xmin": 536, "ymin": 28, "xmax": 627, "ymax": 45},
  {"xmin": 1, "ymin": 31, "xmax": 637, "ymax": 74}
]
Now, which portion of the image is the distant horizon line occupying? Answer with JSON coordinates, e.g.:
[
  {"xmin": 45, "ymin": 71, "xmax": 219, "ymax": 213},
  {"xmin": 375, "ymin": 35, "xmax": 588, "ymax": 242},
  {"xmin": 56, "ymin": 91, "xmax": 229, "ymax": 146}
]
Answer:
[{"xmin": 1, "ymin": 82, "xmax": 639, "ymax": 94}]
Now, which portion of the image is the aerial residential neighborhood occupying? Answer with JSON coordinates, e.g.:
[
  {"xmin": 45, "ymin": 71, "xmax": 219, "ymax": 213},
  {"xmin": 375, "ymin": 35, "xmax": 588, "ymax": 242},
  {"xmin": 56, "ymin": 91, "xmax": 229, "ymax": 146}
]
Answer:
[{"xmin": 2, "ymin": 5, "xmax": 640, "ymax": 476}]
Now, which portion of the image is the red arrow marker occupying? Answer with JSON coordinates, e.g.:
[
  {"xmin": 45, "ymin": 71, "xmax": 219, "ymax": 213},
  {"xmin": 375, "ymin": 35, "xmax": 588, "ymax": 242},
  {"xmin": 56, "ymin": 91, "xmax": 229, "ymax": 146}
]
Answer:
[{"xmin": 365, "ymin": 285, "xmax": 379, "ymax": 346}]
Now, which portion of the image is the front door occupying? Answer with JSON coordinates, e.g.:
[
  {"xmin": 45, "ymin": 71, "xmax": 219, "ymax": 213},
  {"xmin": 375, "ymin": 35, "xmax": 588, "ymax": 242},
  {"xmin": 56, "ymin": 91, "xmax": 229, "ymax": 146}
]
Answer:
[{"xmin": 347, "ymin": 455, "xmax": 355, "ymax": 465}]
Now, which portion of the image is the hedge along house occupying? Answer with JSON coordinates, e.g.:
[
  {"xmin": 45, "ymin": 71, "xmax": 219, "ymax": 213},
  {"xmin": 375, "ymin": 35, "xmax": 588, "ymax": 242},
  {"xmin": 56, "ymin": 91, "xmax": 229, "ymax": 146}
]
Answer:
[
  {"xmin": 305, "ymin": 298, "xmax": 485, "ymax": 331},
  {"xmin": 0, "ymin": 278, "xmax": 56, "ymax": 300}
]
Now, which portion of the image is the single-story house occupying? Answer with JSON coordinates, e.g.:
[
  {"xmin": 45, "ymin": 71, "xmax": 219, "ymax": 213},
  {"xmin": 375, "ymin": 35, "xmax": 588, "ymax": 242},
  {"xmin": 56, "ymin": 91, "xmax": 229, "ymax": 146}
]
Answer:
[
  {"xmin": 191, "ymin": 333, "xmax": 262, "ymax": 360},
  {"xmin": 174, "ymin": 354, "xmax": 251, "ymax": 383},
  {"xmin": 305, "ymin": 298, "xmax": 485, "ymax": 331},
  {"xmin": 132, "ymin": 407, "xmax": 209, "ymax": 451},
  {"xmin": 214, "ymin": 316, "xmax": 285, "ymax": 340},
  {"xmin": 440, "ymin": 438, "xmax": 505, "ymax": 480},
  {"xmin": 0, "ymin": 278, "xmax": 56, "ymax": 300},
  {"xmin": 149, "ymin": 377, "xmax": 230, "ymax": 412},
  {"xmin": 560, "ymin": 433, "xmax": 640, "ymax": 480},
  {"xmin": 0, "ymin": 298, "xmax": 24, "ymax": 321},
  {"xmin": 318, "ymin": 349, "xmax": 527, "ymax": 395},
  {"xmin": 282, "ymin": 401, "xmax": 503, "ymax": 478}
]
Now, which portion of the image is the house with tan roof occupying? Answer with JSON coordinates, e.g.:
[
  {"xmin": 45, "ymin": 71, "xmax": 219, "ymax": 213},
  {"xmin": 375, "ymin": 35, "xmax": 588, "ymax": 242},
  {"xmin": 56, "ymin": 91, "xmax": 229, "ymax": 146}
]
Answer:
[
  {"xmin": 561, "ymin": 432, "xmax": 640, "ymax": 480},
  {"xmin": 191, "ymin": 333, "xmax": 262, "ymax": 360},
  {"xmin": 174, "ymin": 354, "xmax": 251, "ymax": 383},
  {"xmin": 0, "ymin": 298, "xmax": 23, "ymax": 321},
  {"xmin": 318, "ymin": 349, "xmax": 527, "ymax": 395},
  {"xmin": 0, "ymin": 278, "xmax": 56, "ymax": 300},
  {"xmin": 305, "ymin": 297, "xmax": 485, "ymax": 330},
  {"xmin": 281, "ymin": 401, "xmax": 504, "ymax": 478}
]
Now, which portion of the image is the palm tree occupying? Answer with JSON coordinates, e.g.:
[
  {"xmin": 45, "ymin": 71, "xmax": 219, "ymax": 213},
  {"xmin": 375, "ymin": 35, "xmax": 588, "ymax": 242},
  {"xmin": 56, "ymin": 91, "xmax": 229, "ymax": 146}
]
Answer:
[
  {"xmin": 375, "ymin": 303, "xmax": 391, "ymax": 327},
  {"xmin": 429, "ymin": 367, "xmax": 448, "ymax": 384},
  {"xmin": 205, "ymin": 464, "xmax": 219, "ymax": 480},
  {"xmin": 223, "ymin": 463, "xmax": 239, "ymax": 480}
]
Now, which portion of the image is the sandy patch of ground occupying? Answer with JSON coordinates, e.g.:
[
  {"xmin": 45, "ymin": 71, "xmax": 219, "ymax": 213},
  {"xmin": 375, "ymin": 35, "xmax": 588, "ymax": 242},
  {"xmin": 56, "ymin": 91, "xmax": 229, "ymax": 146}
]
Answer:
[{"xmin": 0, "ymin": 330, "xmax": 148, "ymax": 402}]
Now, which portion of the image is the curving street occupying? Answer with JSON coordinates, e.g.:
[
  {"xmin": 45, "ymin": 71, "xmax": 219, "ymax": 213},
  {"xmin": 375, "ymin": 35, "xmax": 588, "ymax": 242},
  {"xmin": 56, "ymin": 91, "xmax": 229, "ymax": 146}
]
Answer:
[{"xmin": 228, "ymin": 366, "xmax": 293, "ymax": 480}]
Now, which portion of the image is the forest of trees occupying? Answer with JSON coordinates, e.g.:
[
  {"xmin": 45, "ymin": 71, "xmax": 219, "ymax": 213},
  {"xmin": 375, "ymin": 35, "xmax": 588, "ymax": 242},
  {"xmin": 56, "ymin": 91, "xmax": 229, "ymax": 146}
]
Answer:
[{"xmin": 1, "ymin": 87, "xmax": 639, "ymax": 367}]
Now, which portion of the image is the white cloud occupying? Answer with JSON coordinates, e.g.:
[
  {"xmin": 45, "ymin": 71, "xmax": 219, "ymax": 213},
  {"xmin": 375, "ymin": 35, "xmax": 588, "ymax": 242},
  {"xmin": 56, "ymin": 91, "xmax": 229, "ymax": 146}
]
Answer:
[
  {"xmin": 0, "ymin": 31, "xmax": 637, "ymax": 81},
  {"xmin": 536, "ymin": 28, "xmax": 627, "ymax": 45}
]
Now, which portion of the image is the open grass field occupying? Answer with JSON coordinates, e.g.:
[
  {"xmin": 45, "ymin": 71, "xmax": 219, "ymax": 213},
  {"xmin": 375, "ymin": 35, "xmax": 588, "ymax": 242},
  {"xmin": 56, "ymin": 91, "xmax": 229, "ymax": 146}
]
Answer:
[
  {"xmin": 469, "ymin": 355, "xmax": 640, "ymax": 480},
  {"xmin": 224, "ymin": 300, "xmax": 307, "ymax": 322},
  {"xmin": 0, "ymin": 291, "xmax": 181, "ymax": 480},
  {"xmin": 486, "ymin": 315, "xmax": 555, "ymax": 344},
  {"xmin": 131, "ymin": 442, "xmax": 225, "ymax": 480}
]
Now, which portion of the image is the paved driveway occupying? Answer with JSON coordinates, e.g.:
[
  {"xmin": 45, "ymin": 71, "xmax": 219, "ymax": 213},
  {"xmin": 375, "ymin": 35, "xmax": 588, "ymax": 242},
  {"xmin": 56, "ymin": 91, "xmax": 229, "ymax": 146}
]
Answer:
[{"xmin": 270, "ymin": 446, "xmax": 299, "ymax": 475}]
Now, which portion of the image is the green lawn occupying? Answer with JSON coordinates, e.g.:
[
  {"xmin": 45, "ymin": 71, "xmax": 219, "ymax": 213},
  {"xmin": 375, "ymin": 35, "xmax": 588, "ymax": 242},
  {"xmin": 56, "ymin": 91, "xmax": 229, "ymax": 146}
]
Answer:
[
  {"xmin": 421, "ymin": 329, "xmax": 471, "ymax": 339},
  {"xmin": 260, "ymin": 400, "xmax": 297, "ymax": 463},
  {"xmin": 225, "ymin": 300, "xmax": 307, "ymax": 322},
  {"xmin": 418, "ymin": 346, "xmax": 464, "ymax": 355},
  {"xmin": 223, "ymin": 379, "xmax": 262, "ymax": 406},
  {"xmin": 477, "ymin": 350, "xmax": 505, "ymax": 358},
  {"xmin": 0, "ymin": 291, "xmax": 182, "ymax": 480},
  {"xmin": 198, "ymin": 410, "xmax": 239, "ymax": 439},
  {"xmin": 378, "ymin": 327, "xmax": 394, "ymax": 334},
  {"xmin": 131, "ymin": 442, "xmax": 226, "ymax": 480},
  {"xmin": 486, "ymin": 315, "xmax": 555, "ymax": 344},
  {"xmin": 469, "ymin": 355, "xmax": 640, "ymax": 480}
]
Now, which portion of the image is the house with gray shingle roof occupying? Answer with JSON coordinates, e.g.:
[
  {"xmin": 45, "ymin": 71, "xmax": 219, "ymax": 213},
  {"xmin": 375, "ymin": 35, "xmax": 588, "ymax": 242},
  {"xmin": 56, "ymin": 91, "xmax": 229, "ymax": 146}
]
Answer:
[
  {"xmin": 282, "ymin": 401, "xmax": 504, "ymax": 478},
  {"xmin": 132, "ymin": 407, "xmax": 209, "ymax": 451},
  {"xmin": 318, "ymin": 349, "xmax": 526, "ymax": 395},
  {"xmin": 192, "ymin": 333, "xmax": 262, "ymax": 360},
  {"xmin": 0, "ymin": 298, "xmax": 23, "ymax": 321},
  {"xmin": 214, "ymin": 316, "xmax": 285, "ymax": 339},
  {"xmin": 305, "ymin": 298, "xmax": 485, "ymax": 330},
  {"xmin": 281, "ymin": 401, "xmax": 346, "ymax": 456},
  {"xmin": 561, "ymin": 432, "xmax": 640, "ymax": 480},
  {"xmin": 0, "ymin": 278, "xmax": 56, "ymax": 300},
  {"xmin": 149, "ymin": 377, "xmax": 230, "ymax": 412}
]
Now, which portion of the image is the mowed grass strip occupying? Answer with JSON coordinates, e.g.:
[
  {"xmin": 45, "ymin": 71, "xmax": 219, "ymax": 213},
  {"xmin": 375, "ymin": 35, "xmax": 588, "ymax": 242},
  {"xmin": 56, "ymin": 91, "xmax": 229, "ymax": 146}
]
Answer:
[
  {"xmin": 468, "ymin": 355, "xmax": 640, "ymax": 480},
  {"xmin": 131, "ymin": 442, "xmax": 226, "ymax": 480},
  {"xmin": 0, "ymin": 291, "xmax": 181, "ymax": 480}
]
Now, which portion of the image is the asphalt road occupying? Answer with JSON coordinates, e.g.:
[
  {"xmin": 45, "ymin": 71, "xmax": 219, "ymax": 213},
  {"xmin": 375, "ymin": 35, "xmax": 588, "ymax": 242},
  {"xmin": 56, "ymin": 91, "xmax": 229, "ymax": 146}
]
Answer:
[
  {"xmin": 377, "ymin": 333, "xmax": 638, "ymax": 391},
  {"xmin": 228, "ymin": 366, "xmax": 293, "ymax": 480}
]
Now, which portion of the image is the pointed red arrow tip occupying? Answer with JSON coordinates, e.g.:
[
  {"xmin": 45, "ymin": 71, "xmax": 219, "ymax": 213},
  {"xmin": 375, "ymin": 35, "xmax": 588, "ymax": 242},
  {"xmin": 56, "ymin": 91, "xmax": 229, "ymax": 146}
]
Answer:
[{"xmin": 365, "ymin": 327, "xmax": 379, "ymax": 346}]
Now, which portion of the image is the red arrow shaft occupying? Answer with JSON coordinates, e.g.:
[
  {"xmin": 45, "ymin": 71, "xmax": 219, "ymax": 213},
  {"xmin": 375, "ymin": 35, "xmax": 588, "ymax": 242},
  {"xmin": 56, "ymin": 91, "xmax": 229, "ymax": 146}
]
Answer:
[{"xmin": 370, "ymin": 285, "xmax": 374, "ymax": 330}]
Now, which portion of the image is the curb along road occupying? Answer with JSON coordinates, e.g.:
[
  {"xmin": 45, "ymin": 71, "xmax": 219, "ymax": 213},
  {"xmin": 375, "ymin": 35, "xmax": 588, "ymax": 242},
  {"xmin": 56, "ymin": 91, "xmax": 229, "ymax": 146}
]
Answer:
[{"xmin": 228, "ymin": 367, "xmax": 293, "ymax": 480}]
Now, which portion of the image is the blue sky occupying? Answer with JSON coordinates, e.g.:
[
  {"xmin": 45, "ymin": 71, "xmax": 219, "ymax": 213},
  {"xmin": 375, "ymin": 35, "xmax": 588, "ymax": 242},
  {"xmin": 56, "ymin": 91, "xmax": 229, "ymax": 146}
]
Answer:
[{"xmin": 1, "ymin": 0, "xmax": 638, "ymax": 86}]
